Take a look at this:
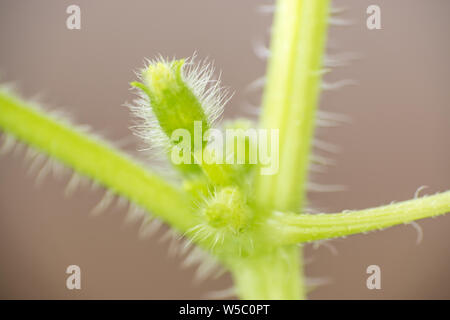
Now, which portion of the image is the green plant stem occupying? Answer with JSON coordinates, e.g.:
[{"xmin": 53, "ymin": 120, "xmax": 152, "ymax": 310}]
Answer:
[
  {"xmin": 255, "ymin": 0, "xmax": 330, "ymax": 211},
  {"xmin": 268, "ymin": 191, "xmax": 450, "ymax": 244},
  {"xmin": 230, "ymin": 0, "xmax": 330, "ymax": 300},
  {"xmin": 0, "ymin": 89, "xmax": 196, "ymax": 233},
  {"xmin": 229, "ymin": 246, "xmax": 303, "ymax": 300}
]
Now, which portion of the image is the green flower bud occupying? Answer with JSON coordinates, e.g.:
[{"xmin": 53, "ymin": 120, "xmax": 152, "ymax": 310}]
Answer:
[
  {"xmin": 132, "ymin": 59, "xmax": 209, "ymax": 141},
  {"xmin": 203, "ymin": 187, "xmax": 252, "ymax": 233}
]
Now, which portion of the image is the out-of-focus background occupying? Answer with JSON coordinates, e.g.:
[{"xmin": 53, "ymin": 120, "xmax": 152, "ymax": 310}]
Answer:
[{"xmin": 0, "ymin": 0, "xmax": 449, "ymax": 299}]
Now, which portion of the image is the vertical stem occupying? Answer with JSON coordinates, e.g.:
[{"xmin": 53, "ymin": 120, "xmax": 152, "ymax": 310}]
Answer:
[
  {"xmin": 256, "ymin": 0, "xmax": 330, "ymax": 211},
  {"xmin": 230, "ymin": 246, "xmax": 303, "ymax": 300},
  {"xmin": 232, "ymin": 0, "xmax": 330, "ymax": 299}
]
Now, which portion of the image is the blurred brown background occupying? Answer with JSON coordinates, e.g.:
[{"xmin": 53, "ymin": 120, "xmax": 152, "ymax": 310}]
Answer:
[{"xmin": 0, "ymin": 0, "xmax": 449, "ymax": 299}]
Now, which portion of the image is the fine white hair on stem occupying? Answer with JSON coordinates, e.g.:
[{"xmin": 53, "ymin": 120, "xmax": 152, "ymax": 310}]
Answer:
[
  {"xmin": 312, "ymin": 240, "xmax": 339, "ymax": 256},
  {"xmin": 183, "ymin": 55, "xmax": 232, "ymax": 126},
  {"xmin": 194, "ymin": 253, "xmax": 221, "ymax": 282},
  {"xmin": 311, "ymin": 153, "xmax": 336, "ymax": 166},
  {"xmin": 305, "ymin": 277, "xmax": 332, "ymax": 292},
  {"xmin": 182, "ymin": 246, "xmax": 222, "ymax": 282},
  {"xmin": 138, "ymin": 216, "xmax": 162, "ymax": 239},
  {"xmin": 125, "ymin": 203, "xmax": 147, "ymax": 225},
  {"xmin": 257, "ymin": 4, "xmax": 275, "ymax": 15},
  {"xmin": 126, "ymin": 94, "xmax": 168, "ymax": 155},
  {"xmin": 12, "ymin": 138, "xmax": 26, "ymax": 156},
  {"xmin": 205, "ymin": 286, "xmax": 236, "ymax": 299},
  {"xmin": 313, "ymin": 139, "xmax": 340, "ymax": 153},
  {"xmin": 35, "ymin": 157, "xmax": 54, "ymax": 186},
  {"xmin": 324, "ymin": 52, "xmax": 360, "ymax": 68},
  {"xmin": 0, "ymin": 133, "xmax": 17, "ymax": 155},
  {"xmin": 315, "ymin": 119, "xmax": 337, "ymax": 128},
  {"xmin": 329, "ymin": 17, "xmax": 353, "ymax": 27},
  {"xmin": 330, "ymin": 6, "xmax": 347, "ymax": 15},
  {"xmin": 179, "ymin": 238, "xmax": 194, "ymax": 256},
  {"xmin": 246, "ymin": 76, "xmax": 266, "ymax": 92},
  {"xmin": 321, "ymin": 79, "xmax": 357, "ymax": 91},
  {"xmin": 22, "ymin": 146, "xmax": 38, "ymax": 166},
  {"xmin": 414, "ymin": 185, "xmax": 429, "ymax": 199},
  {"xmin": 408, "ymin": 221, "xmax": 424, "ymax": 245},
  {"xmin": 115, "ymin": 195, "xmax": 128, "ymax": 210},
  {"xmin": 183, "ymin": 246, "xmax": 207, "ymax": 268},
  {"xmin": 256, "ymin": 0, "xmax": 275, "ymax": 14},
  {"xmin": 64, "ymin": 172, "xmax": 82, "ymax": 196},
  {"xmin": 27, "ymin": 152, "xmax": 46, "ymax": 177},
  {"xmin": 317, "ymin": 110, "xmax": 351, "ymax": 124},
  {"xmin": 159, "ymin": 228, "xmax": 185, "ymax": 257},
  {"xmin": 307, "ymin": 181, "xmax": 346, "ymax": 193},
  {"xmin": 309, "ymin": 163, "xmax": 327, "ymax": 173},
  {"xmin": 91, "ymin": 189, "xmax": 116, "ymax": 216},
  {"xmin": 316, "ymin": 107, "xmax": 345, "ymax": 130},
  {"xmin": 239, "ymin": 101, "xmax": 261, "ymax": 116},
  {"xmin": 127, "ymin": 56, "xmax": 174, "ymax": 157},
  {"xmin": 0, "ymin": 134, "xmax": 68, "ymax": 187},
  {"xmin": 253, "ymin": 39, "xmax": 271, "ymax": 60}
]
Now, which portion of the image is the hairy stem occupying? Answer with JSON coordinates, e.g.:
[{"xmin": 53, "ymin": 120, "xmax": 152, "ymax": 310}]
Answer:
[
  {"xmin": 230, "ymin": 0, "xmax": 330, "ymax": 300},
  {"xmin": 268, "ymin": 191, "xmax": 450, "ymax": 244},
  {"xmin": 0, "ymin": 89, "xmax": 196, "ymax": 233},
  {"xmin": 255, "ymin": 0, "xmax": 330, "ymax": 211},
  {"xmin": 230, "ymin": 246, "xmax": 303, "ymax": 300}
]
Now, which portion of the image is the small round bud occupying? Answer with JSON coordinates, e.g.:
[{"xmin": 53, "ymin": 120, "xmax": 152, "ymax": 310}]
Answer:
[{"xmin": 203, "ymin": 187, "xmax": 252, "ymax": 233}]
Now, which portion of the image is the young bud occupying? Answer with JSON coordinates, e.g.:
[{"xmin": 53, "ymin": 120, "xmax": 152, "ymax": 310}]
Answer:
[
  {"xmin": 132, "ymin": 59, "xmax": 210, "ymax": 143},
  {"xmin": 130, "ymin": 57, "xmax": 230, "ymax": 175},
  {"xmin": 203, "ymin": 187, "xmax": 252, "ymax": 233}
]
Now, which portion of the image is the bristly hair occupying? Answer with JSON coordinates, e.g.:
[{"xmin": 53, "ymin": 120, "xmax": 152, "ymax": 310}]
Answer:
[{"xmin": 127, "ymin": 54, "xmax": 232, "ymax": 157}]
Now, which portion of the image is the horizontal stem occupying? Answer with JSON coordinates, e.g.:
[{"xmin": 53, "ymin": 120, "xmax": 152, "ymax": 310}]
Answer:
[
  {"xmin": 0, "ymin": 89, "xmax": 196, "ymax": 233},
  {"xmin": 268, "ymin": 191, "xmax": 450, "ymax": 244}
]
